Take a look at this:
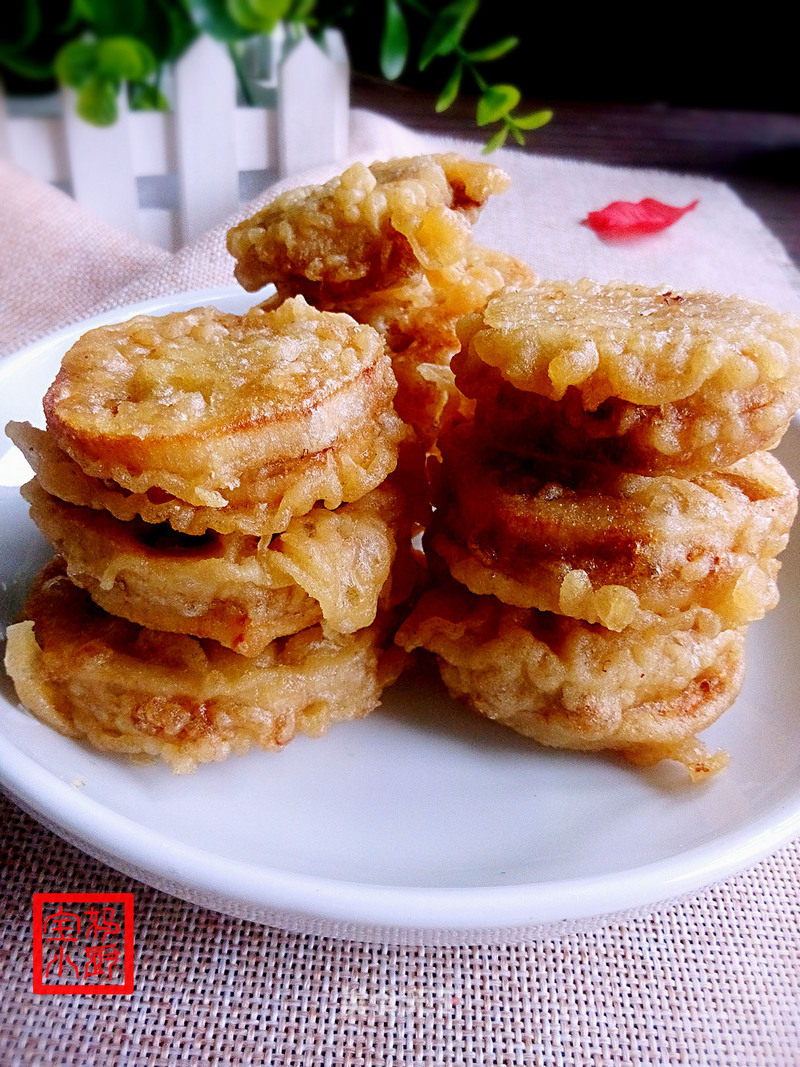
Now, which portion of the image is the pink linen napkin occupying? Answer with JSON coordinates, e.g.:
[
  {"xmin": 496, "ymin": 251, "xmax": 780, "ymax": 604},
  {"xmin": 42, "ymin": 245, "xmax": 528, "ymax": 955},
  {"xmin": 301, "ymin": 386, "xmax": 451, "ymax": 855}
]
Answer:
[{"xmin": 0, "ymin": 160, "xmax": 170, "ymax": 358}]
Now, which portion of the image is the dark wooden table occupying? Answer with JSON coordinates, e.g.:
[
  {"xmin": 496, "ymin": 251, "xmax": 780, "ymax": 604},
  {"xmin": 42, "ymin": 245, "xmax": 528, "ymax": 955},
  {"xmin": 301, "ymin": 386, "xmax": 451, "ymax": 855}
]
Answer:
[{"xmin": 351, "ymin": 75, "xmax": 800, "ymax": 268}]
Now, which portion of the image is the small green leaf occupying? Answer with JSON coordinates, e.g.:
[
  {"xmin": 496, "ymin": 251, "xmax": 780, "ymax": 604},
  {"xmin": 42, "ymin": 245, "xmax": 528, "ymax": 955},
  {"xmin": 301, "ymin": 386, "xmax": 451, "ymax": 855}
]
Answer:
[
  {"xmin": 71, "ymin": 0, "xmax": 96, "ymax": 20},
  {"xmin": 380, "ymin": 0, "xmax": 409, "ymax": 81},
  {"xmin": 476, "ymin": 83, "xmax": 520, "ymax": 126},
  {"xmin": 128, "ymin": 80, "xmax": 169, "ymax": 111},
  {"xmin": 57, "ymin": 0, "xmax": 87, "ymax": 37},
  {"xmin": 76, "ymin": 75, "xmax": 119, "ymax": 126},
  {"xmin": 287, "ymin": 0, "xmax": 316, "ymax": 21},
  {"xmin": 54, "ymin": 40, "xmax": 98, "ymax": 88},
  {"xmin": 96, "ymin": 36, "xmax": 155, "ymax": 81},
  {"xmin": 435, "ymin": 61, "xmax": 462, "ymax": 113},
  {"xmin": 482, "ymin": 125, "xmax": 509, "ymax": 153},
  {"xmin": 151, "ymin": 0, "xmax": 199, "ymax": 61},
  {"xmin": 464, "ymin": 36, "xmax": 518, "ymax": 63},
  {"xmin": 185, "ymin": 0, "xmax": 252, "ymax": 41},
  {"xmin": 226, "ymin": 0, "xmax": 291, "ymax": 34},
  {"xmin": 419, "ymin": 0, "xmax": 478, "ymax": 70},
  {"xmin": 514, "ymin": 108, "xmax": 553, "ymax": 130},
  {"xmin": 82, "ymin": 0, "xmax": 148, "ymax": 37},
  {"xmin": 510, "ymin": 125, "xmax": 525, "ymax": 146}
]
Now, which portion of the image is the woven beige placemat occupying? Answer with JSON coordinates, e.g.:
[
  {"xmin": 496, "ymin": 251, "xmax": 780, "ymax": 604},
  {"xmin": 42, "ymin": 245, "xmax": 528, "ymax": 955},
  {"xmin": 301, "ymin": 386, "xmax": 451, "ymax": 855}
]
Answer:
[
  {"xmin": 1, "ymin": 115, "xmax": 799, "ymax": 1064},
  {"xmin": 1, "ymin": 796, "xmax": 798, "ymax": 1065}
]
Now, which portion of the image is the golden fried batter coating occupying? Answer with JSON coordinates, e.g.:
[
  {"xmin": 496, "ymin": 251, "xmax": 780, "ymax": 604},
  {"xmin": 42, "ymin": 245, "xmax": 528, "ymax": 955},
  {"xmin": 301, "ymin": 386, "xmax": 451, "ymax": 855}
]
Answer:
[
  {"xmin": 396, "ymin": 582, "xmax": 741, "ymax": 779},
  {"xmin": 8, "ymin": 416, "xmax": 406, "ymax": 537},
  {"xmin": 5, "ymin": 560, "xmax": 407, "ymax": 773},
  {"xmin": 43, "ymin": 297, "xmax": 400, "ymax": 510},
  {"xmin": 21, "ymin": 476, "xmax": 417, "ymax": 654},
  {"xmin": 337, "ymin": 246, "xmax": 536, "ymax": 449},
  {"xmin": 428, "ymin": 423, "xmax": 798, "ymax": 632},
  {"xmin": 226, "ymin": 153, "xmax": 511, "ymax": 301},
  {"xmin": 454, "ymin": 280, "xmax": 800, "ymax": 473}
]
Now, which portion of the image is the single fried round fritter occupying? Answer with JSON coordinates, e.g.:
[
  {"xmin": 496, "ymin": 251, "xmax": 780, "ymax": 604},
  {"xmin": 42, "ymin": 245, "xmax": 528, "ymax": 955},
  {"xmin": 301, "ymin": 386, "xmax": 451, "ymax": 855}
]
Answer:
[
  {"xmin": 396, "ymin": 582, "xmax": 742, "ymax": 780},
  {"xmin": 4, "ymin": 560, "xmax": 407, "ymax": 773},
  {"xmin": 22, "ymin": 475, "xmax": 418, "ymax": 654},
  {"xmin": 454, "ymin": 280, "xmax": 800, "ymax": 474},
  {"xmin": 227, "ymin": 153, "xmax": 511, "ymax": 301},
  {"xmin": 8, "ymin": 416, "xmax": 406, "ymax": 537},
  {"xmin": 43, "ymin": 297, "xmax": 400, "ymax": 510},
  {"xmin": 428, "ymin": 423, "xmax": 798, "ymax": 632}
]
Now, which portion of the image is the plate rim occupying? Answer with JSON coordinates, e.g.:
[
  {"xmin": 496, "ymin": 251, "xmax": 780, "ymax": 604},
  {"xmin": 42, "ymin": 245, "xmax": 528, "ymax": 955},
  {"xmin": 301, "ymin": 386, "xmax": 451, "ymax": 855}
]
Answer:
[
  {"xmin": 2, "ymin": 286, "xmax": 800, "ymax": 938},
  {"xmin": 3, "ymin": 722, "xmax": 799, "ymax": 933},
  {"xmin": 0, "ymin": 285, "xmax": 265, "ymax": 389}
]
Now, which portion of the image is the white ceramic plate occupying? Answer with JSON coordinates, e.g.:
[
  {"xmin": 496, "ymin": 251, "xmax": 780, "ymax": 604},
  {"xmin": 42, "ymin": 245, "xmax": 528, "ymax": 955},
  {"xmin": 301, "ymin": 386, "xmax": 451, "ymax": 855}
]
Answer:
[{"xmin": 2, "ymin": 288, "xmax": 800, "ymax": 945}]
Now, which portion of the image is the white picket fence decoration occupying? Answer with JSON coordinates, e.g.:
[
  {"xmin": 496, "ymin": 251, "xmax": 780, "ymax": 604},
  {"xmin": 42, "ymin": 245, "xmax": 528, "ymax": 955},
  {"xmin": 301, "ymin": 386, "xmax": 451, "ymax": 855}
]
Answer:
[{"xmin": 0, "ymin": 29, "xmax": 349, "ymax": 250}]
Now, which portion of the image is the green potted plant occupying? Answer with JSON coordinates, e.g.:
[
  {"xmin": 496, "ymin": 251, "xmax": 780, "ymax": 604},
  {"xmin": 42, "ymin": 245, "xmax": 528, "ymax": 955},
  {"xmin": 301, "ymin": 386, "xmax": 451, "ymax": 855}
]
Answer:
[{"xmin": 0, "ymin": 0, "xmax": 550, "ymax": 150}]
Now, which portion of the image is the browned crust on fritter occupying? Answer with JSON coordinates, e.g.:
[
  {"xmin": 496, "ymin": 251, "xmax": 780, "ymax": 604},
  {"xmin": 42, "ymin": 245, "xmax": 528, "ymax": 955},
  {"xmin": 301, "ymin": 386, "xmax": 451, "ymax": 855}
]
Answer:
[
  {"xmin": 454, "ymin": 280, "xmax": 800, "ymax": 474},
  {"xmin": 226, "ymin": 153, "xmax": 511, "ymax": 300},
  {"xmin": 4, "ymin": 560, "xmax": 407, "ymax": 773},
  {"xmin": 396, "ymin": 582, "xmax": 741, "ymax": 779},
  {"xmin": 343, "ymin": 247, "xmax": 536, "ymax": 450},
  {"xmin": 466, "ymin": 377, "xmax": 800, "ymax": 477},
  {"xmin": 21, "ymin": 471, "xmax": 419, "ymax": 654},
  {"xmin": 428, "ymin": 422, "xmax": 798, "ymax": 631},
  {"xmin": 8, "ymin": 414, "xmax": 407, "ymax": 536},
  {"xmin": 227, "ymin": 154, "xmax": 526, "ymax": 453},
  {"xmin": 42, "ymin": 298, "xmax": 397, "ymax": 507}
]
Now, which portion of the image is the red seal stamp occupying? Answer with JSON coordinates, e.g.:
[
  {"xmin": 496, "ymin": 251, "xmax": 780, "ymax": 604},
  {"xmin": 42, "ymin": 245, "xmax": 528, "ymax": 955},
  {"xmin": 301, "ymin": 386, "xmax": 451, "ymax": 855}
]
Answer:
[{"xmin": 32, "ymin": 893, "xmax": 134, "ymax": 994}]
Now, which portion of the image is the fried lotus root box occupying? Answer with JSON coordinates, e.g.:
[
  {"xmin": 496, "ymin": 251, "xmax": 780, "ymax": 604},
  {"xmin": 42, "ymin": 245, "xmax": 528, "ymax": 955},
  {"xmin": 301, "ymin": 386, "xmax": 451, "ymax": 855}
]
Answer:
[
  {"xmin": 7, "ymin": 417, "xmax": 406, "ymax": 539},
  {"xmin": 226, "ymin": 153, "xmax": 513, "ymax": 301},
  {"xmin": 396, "ymin": 581, "xmax": 742, "ymax": 780},
  {"xmin": 41, "ymin": 296, "xmax": 405, "ymax": 527},
  {"xmin": 453, "ymin": 279, "xmax": 800, "ymax": 475},
  {"xmin": 20, "ymin": 474, "xmax": 421, "ymax": 656},
  {"xmin": 4, "ymin": 561, "xmax": 407, "ymax": 773},
  {"xmin": 428, "ymin": 422, "xmax": 799, "ymax": 633}
]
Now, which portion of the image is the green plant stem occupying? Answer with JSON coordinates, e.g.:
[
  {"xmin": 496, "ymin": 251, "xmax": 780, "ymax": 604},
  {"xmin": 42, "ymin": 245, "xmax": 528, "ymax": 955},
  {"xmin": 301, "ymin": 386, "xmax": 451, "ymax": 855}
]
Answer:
[{"xmin": 228, "ymin": 42, "xmax": 254, "ymax": 105}]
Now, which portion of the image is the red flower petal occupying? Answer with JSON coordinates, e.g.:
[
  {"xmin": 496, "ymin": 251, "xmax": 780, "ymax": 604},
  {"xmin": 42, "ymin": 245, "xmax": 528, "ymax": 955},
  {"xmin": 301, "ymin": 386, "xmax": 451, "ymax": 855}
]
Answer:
[{"xmin": 582, "ymin": 198, "xmax": 699, "ymax": 238}]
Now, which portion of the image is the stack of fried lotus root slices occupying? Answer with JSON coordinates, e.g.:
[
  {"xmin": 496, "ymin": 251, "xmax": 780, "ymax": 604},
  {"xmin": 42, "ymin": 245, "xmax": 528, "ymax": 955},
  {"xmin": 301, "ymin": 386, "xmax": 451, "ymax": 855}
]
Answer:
[
  {"xmin": 5, "ymin": 296, "xmax": 425, "ymax": 772},
  {"xmin": 4, "ymin": 150, "xmax": 525, "ymax": 775},
  {"xmin": 397, "ymin": 279, "xmax": 800, "ymax": 780}
]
